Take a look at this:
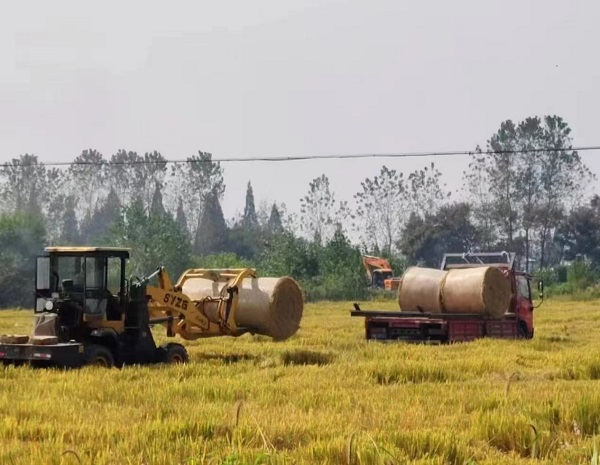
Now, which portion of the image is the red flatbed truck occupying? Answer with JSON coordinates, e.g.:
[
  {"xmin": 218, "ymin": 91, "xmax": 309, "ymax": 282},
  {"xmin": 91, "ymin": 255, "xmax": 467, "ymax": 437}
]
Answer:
[{"xmin": 351, "ymin": 252, "xmax": 543, "ymax": 343}]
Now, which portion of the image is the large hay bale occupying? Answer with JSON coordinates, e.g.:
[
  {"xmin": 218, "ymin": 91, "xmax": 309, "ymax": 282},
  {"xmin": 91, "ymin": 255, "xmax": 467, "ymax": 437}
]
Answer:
[
  {"xmin": 442, "ymin": 267, "xmax": 511, "ymax": 317},
  {"xmin": 30, "ymin": 335, "xmax": 58, "ymax": 345},
  {"xmin": 397, "ymin": 267, "xmax": 447, "ymax": 313},
  {"xmin": 182, "ymin": 276, "xmax": 304, "ymax": 341},
  {"xmin": 0, "ymin": 335, "xmax": 29, "ymax": 344}
]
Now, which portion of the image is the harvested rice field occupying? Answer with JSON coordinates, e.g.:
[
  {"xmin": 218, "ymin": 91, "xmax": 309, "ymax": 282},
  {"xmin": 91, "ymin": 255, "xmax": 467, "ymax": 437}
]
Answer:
[{"xmin": 0, "ymin": 299, "xmax": 599, "ymax": 464}]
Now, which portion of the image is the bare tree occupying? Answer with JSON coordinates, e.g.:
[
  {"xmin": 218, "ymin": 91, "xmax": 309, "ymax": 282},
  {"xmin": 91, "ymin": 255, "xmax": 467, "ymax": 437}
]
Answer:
[
  {"xmin": 300, "ymin": 174, "xmax": 347, "ymax": 244},
  {"xmin": 68, "ymin": 149, "xmax": 108, "ymax": 223},
  {"xmin": 354, "ymin": 166, "xmax": 406, "ymax": 254},
  {"xmin": 171, "ymin": 151, "xmax": 224, "ymax": 237}
]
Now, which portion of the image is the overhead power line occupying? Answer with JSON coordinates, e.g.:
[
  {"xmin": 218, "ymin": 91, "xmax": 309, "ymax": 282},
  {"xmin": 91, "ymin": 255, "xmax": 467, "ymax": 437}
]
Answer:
[{"xmin": 2, "ymin": 145, "xmax": 600, "ymax": 167}]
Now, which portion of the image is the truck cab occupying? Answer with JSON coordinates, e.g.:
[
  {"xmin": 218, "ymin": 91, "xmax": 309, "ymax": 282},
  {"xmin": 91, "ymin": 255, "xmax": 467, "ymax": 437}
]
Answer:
[{"xmin": 514, "ymin": 271, "xmax": 537, "ymax": 338}]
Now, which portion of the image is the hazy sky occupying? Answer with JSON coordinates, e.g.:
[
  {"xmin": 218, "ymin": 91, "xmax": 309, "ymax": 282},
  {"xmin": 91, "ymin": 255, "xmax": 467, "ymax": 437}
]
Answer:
[{"xmin": 1, "ymin": 1, "xmax": 599, "ymax": 221}]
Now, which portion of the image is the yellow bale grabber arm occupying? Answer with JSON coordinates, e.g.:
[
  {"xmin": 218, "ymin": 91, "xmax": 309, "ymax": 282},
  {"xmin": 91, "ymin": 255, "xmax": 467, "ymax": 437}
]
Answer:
[{"xmin": 144, "ymin": 267, "xmax": 257, "ymax": 340}]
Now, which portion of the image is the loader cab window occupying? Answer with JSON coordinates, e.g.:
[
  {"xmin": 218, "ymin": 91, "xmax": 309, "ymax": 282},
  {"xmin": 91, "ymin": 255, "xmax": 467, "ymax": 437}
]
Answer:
[
  {"xmin": 51, "ymin": 255, "xmax": 106, "ymax": 296},
  {"xmin": 85, "ymin": 257, "xmax": 105, "ymax": 290},
  {"xmin": 55, "ymin": 256, "xmax": 85, "ymax": 292},
  {"xmin": 107, "ymin": 257, "xmax": 122, "ymax": 296},
  {"xmin": 516, "ymin": 275, "xmax": 531, "ymax": 301},
  {"xmin": 82, "ymin": 256, "xmax": 109, "ymax": 316},
  {"xmin": 39, "ymin": 251, "xmax": 127, "ymax": 319},
  {"xmin": 36, "ymin": 257, "xmax": 50, "ymax": 291},
  {"xmin": 35, "ymin": 257, "xmax": 51, "ymax": 313}
]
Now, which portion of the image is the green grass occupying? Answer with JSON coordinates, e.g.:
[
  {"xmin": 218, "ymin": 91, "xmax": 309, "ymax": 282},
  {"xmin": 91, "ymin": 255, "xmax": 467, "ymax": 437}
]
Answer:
[{"xmin": 1, "ymin": 299, "xmax": 600, "ymax": 464}]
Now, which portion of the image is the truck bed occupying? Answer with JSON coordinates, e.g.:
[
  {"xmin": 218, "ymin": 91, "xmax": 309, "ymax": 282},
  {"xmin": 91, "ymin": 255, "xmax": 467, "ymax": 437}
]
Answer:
[
  {"xmin": 350, "ymin": 304, "xmax": 519, "ymax": 342},
  {"xmin": 350, "ymin": 309, "xmax": 517, "ymax": 320},
  {"xmin": 0, "ymin": 342, "xmax": 84, "ymax": 367}
]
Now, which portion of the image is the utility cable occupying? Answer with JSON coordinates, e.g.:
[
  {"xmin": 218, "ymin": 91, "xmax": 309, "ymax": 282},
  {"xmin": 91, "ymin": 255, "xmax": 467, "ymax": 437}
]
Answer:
[{"xmin": 2, "ymin": 145, "xmax": 600, "ymax": 167}]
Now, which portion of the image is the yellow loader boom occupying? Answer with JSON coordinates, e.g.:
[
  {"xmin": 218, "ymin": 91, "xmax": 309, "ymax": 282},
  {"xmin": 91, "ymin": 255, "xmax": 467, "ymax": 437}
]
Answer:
[{"xmin": 146, "ymin": 267, "xmax": 258, "ymax": 340}]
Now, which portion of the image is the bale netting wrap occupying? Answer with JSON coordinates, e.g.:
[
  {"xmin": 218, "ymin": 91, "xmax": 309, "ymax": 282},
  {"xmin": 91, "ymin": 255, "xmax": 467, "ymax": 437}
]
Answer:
[
  {"xmin": 397, "ymin": 267, "xmax": 447, "ymax": 313},
  {"xmin": 442, "ymin": 266, "xmax": 511, "ymax": 317},
  {"xmin": 181, "ymin": 276, "xmax": 304, "ymax": 341}
]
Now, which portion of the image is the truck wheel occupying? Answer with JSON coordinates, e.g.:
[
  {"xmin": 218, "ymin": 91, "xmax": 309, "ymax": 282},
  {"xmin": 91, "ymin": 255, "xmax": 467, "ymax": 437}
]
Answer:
[
  {"xmin": 158, "ymin": 343, "xmax": 189, "ymax": 364},
  {"xmin": 517, "ymin": 321, "xmax": 532, "ymax": 340},
  {"xmin": 84, "ymin": 344, "xmax": 115, "ymax": 368}
]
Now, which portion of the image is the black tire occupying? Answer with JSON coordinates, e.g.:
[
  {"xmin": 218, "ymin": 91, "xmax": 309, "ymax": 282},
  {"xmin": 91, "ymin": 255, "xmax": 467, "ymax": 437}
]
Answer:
[
  {"xmin": 157, "ymin": 343, "xmax": 189, "ymax": 364},
  {"xmin": 517, "ymin": 320, "xmax": 532, "ymax": 340},
  {"xmin": 84, "ymin": 344, "xmax": 115, "ymax": 368}
]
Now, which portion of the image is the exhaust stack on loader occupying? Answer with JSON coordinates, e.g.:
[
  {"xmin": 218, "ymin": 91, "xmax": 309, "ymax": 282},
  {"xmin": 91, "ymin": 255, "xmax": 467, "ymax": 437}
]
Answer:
[{"xmin": 0, "ymin": 247, "xmax": 304, "ymax": 368}]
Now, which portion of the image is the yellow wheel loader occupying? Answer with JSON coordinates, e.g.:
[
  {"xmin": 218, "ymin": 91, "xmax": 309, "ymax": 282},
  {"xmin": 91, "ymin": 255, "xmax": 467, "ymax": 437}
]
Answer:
[{"xmin": 0, "ymin": 247, "xmax": 303, "ymax": 368}]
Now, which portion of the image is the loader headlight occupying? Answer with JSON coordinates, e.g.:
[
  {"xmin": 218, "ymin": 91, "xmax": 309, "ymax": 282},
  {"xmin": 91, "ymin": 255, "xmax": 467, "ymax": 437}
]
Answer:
[{"xmin": 44, "ymin": 300, "xmax": 54, "ymax": 311}]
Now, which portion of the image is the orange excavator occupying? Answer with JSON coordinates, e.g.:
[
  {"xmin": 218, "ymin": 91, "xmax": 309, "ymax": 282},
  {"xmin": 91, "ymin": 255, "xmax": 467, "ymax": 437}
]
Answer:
[{"xmin": 362, "ymin": 255, "xmax": 401, "ymax": 291}]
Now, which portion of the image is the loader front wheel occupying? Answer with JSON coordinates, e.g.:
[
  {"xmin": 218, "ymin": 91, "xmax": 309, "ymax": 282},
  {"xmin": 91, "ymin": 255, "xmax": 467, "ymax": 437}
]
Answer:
[
  {"xmin": 84, "ymin": 344, "xmax": 115, "ymax": 368},
  {"xmin": 158, "ymin": 343, "xmax": 189, "ymax": 365}
]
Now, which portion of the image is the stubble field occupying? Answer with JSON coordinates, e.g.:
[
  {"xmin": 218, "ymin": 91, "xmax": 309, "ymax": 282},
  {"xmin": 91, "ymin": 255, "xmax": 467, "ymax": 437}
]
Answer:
[{"xmin": 0, "ymin": 299, "xmax": 599, "ymax": 465}]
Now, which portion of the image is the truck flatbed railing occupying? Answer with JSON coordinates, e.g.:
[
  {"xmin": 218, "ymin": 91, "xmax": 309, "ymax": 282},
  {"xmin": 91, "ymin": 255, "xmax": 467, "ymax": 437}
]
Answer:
[
  {"xmin": 350, "ymin": 304, "xmax": 517, "ymax": 320},
  {"xmin": 440, "ymin": 252, "xmax": 515, "ymax": 270}
]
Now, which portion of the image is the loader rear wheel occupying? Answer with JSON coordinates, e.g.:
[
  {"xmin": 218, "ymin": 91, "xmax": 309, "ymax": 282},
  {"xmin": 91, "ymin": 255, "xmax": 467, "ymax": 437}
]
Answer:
[
  {"xmin": 158, "ymin": 343, "xmax": 189, "ymax": 364},
  {"xmin": 84, "ymin": 344, "xmax": 115, "ymax": 368}
]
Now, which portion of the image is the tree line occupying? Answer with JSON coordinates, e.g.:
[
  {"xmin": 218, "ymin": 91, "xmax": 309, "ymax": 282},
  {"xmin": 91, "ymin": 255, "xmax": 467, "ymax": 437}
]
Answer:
[{"xmin": 0, "ymin": 114, "xmax": 597, "ymax": 307}]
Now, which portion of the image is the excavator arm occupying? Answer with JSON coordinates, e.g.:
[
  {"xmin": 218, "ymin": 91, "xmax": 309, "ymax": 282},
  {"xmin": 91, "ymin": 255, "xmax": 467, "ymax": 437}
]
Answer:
[{"xmin": 144, "ymin": 266, "xmax": 257, "ymax": 340}]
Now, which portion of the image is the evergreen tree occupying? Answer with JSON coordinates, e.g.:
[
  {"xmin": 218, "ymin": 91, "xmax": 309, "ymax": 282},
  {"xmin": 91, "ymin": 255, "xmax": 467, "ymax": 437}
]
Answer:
[
  {"xmin": 44, "ymin": 168, "xmax": 68, "ymax": 243},
  {"xmin": 226, "ymin": 181, "xmax": 263, "ymax": 259},
  {"xmin": 194, "ymin": 190, "xmax": 228, "ymax": 255},
  {"xmin": 176, "ymin": 151, "xmax": 225, "ymax": 238},
  {"xmin": 61, "ymin": 195, "xmax": 80, "ymax": 244},
  {"xmin": 555, "ymin": 195, "xmax": 600, "ymax": 266},
  {"xmin": 242, "ymin": 181, "xmax": 259, "ymax": 229},
  {"xmin": 267, "ymin": 203, "xmax": 284, "ymax": 235},
  {"xmin": 175, "ymin": 197, "xmax": 189, "ymax": 237},
  {"xmin": 110, "ymin": 202, "xmax": 191, "ymax": 278},
  {"xmin": 139, "ymin": 151, "xmax": 168, "ymax": 209},
  {"xmin": 0, "ymin": 213, "xmax": 46, "ymax": 308},
  {"xmin": 150, "ymin": 182, "xmax": 167, "ymax": 217},
  {"xmin": 80, "ymin": 188, "xmax": 121, "ymax": 244},
  {"xmin": 399, "ymin": 202, "xmax": 478, "ymax": 267}
]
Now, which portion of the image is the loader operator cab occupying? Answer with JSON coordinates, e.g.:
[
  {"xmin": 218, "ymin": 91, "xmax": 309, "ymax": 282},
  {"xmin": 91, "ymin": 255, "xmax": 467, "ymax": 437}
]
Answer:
[
  {"xmin": 27, "ymin": 246, "xmax": 190, "ymax": 367},
  {"xmin": 35, "ymin": 247, "xmax": 129, "ymax": 325}
]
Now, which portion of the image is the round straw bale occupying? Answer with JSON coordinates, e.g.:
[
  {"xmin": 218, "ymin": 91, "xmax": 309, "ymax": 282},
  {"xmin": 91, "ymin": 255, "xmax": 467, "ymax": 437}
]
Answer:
[
  {"xmin": 442, "ymin": 266, "xmax": 511, "ymax": 317},
  {"xmin": 182, "ymin": 278, "xmax": 222, "ymax": 323},
  {"xmin": 397, "ymin": 266, "xmax": 447, "ymax": 313},
  {"xmin": 182, "ymin": 276, "xmax": 304, "ymax": 340}
]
